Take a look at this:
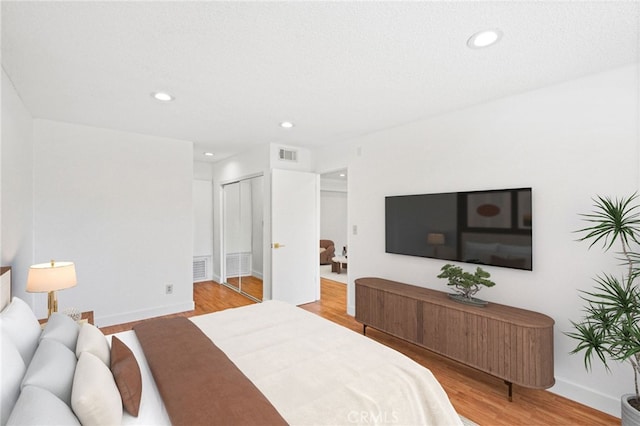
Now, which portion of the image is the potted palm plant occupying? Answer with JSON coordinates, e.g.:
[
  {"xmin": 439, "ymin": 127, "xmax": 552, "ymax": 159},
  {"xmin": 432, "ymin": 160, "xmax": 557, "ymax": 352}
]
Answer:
[{"xmin": 567, "ymin": 194, "xmax": 640, "ymax": 425}]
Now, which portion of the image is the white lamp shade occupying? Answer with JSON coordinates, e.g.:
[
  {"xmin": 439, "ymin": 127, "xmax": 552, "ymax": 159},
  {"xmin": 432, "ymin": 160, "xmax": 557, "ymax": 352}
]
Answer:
[{"xmin": 26, "ymin": 261, "xmax": 77, "ymax": 293}]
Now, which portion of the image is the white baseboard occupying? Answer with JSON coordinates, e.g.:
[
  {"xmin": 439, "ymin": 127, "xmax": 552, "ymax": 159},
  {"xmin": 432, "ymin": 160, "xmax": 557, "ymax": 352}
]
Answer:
[
  {"xmin": 549, "ymin": 377, "xmax": 620, "ymax": 418},
  {"xmin": 95, "ymin": 301, "xmax": 195, "ymax": 328},
  {"xmin": 347, "ymin": 303, "xmax": 355, "ymax": 316}
]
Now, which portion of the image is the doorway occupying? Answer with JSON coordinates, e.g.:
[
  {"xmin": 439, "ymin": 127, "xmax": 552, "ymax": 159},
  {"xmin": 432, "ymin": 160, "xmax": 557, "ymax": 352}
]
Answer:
[
  {"xmin": 319, "ymin": 169, "xmax": 348, "ymax": 285},
  {"xmin": 221, "ymin": 175, "xmax": 264, "ymax": 301}
]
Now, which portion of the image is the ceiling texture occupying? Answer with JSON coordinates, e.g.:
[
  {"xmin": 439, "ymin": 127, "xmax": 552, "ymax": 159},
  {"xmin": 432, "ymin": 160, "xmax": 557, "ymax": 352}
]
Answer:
[{"xmin": 2, "ymin": 1, "xmax": 639, "ymax": 162}]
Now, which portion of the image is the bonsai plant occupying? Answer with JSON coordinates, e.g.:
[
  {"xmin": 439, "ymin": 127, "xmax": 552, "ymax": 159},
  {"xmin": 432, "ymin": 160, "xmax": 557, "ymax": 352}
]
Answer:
[
  {"xmin": 437, "ymin": 263, "xmax": 495, "ymax": 306},
  {"xmin": 567, "ymin": 194, "xmax": 640, "ymax": 423}
]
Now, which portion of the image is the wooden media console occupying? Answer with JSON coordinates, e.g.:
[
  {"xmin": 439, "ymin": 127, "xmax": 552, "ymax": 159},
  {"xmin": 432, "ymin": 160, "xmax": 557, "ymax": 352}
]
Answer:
[{"xmin": 355, "ymin": 277, "xmax": 555, "ymax": 399}]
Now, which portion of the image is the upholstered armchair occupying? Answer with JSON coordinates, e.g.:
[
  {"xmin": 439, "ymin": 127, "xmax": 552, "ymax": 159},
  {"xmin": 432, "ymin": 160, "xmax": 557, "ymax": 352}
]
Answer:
[{"xmin": 319, "ymin": 240, "xmax": 335, "ymax": 265}]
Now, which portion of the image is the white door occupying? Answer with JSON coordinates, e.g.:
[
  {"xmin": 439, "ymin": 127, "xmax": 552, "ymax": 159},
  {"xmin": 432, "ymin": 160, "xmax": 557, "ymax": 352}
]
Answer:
[{"xmin": 271, "ymin": 169, "xmax": 319, "ymax": 305}]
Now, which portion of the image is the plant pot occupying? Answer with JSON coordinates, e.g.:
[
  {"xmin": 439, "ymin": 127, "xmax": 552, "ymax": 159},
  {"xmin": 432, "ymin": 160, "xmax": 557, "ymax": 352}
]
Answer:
[
  {"xmin": 622, "ymin": 394, "xmax": 640, "ymax": 426},
  {"xmin": 447, "ymin": 293, "xmax": 488, "ymax": 307}
]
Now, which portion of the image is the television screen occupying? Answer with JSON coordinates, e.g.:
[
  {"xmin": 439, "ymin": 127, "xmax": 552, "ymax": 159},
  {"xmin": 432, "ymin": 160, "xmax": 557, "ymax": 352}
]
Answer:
[{"xmin": 385, "ymin": 188, "xmax": 532, "ymax": 270}]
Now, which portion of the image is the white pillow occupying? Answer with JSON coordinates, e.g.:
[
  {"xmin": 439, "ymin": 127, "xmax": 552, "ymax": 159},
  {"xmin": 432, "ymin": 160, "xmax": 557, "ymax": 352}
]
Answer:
[
  {"xmin": 7, "ymin": 385, "xmax": 80, "ymax": 426},
  {"xmin": 76, "ymin": 323, "xmax": 110, "ymax": 366},
  {"xmin": 72, "ymin": 351, "xmax": 123, "ymax": 426},
  {"xmin": 41, "ymin": 312, "xmax": 80, "ymax": 351},
  {"xmin": 1, "ymin": 337, "xmax": 27, "ymax": 425},
  {"xmin": 0, "ymin": 297, "xmax": 42, "ymax": 365},
  {"xmin": 21, "ymin": 338, "xmax": 77, "ymax": 407}
]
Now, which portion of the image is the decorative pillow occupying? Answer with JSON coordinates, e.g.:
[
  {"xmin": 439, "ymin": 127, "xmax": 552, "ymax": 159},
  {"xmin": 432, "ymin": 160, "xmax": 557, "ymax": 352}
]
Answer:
[
  {"xmin": 110, "ymin": 336, "xmax": 142, "ymax": 416},
  {"xmin": 1, "ymin": 337, "xmax": 27, "ymax": 425},
  {"xmin": 76, "ymin": 323, "xmax": 110, "ymax": 366},
  {"xmin": 0, "ymin": 297, "xmax": 42, "ymax": 365},
  {"xmin": 41, "ymin": 312, "xmax": 80, "ymax": 351},
  {"xmin": 21, "ymin": 338, "xmax": 77, "ymax": 406},
  {"xmin": 319, "ymin": 247, "xmax": 326, "ymax": 253},
  {"xmin": 72, "ymin": 351, "xmax": 123, "ymax": 426},
  {"xmin": 7, "ymin": 385, "xmax": 80, "ymax": 426}
]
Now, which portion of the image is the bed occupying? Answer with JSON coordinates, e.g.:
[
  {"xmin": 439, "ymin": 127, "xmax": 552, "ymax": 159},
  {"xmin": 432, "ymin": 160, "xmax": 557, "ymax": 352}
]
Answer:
[{"xmin": 0, "ymin": 281, "xmax": 463, "ymax": 425}]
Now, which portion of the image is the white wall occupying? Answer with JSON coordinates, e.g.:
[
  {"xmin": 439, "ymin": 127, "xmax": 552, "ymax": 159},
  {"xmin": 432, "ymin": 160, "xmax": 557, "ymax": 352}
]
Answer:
[
  {"xmin": 193, "ymin": 161, "xmax": 214, "ymax": 282},
  {"xmin": 193, "ymin": 180, "xmax": 213, "ymax": 258},
  {"xmin": 320, "ymin": 190, "xmax": 348, "ymax": 255},
  {"xmin": 193, "ymin": 179, "xmax": 213, "ymax": 281},
  {"xmin": 1, "ymin": 70, "xmax": 35, "ymax": 304},
  {"xmin": 320, "ymin": 176, "xmax": 347, "ymax": 192},
  {"xmin": 194, "ymin": 161, "xmax": 213, "ymax": 180},
  {"xmin": 32, "ymin": 120, "xmax": 194, "ymax": 326},
  {"xmin": 315, "ymin": 65, "xmax": 639, "ymax": 417}
]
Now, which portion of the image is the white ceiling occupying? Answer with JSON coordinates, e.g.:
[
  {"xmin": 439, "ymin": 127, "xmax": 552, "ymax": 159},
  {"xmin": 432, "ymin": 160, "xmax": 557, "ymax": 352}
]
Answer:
[{"xmin": 2, "ymin": 1, "xmax": 639, "ymax": 162}]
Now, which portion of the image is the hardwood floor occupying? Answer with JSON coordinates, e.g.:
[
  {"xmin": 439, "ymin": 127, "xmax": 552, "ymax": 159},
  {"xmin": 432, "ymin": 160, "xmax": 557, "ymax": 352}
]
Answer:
[
  {"xmin": 225, "ymin": 275, "xmax": 264, "ymax": 301},
  {"xmin": 101, "ymin": 278, "xmax": 618, "ymax": 425}
]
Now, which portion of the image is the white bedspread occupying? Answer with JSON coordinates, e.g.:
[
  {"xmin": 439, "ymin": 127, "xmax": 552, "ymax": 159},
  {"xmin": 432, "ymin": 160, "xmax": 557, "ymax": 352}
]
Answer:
[{"xmin": 190, "ymin": 300, "xmax": 462, "ymax": 426}]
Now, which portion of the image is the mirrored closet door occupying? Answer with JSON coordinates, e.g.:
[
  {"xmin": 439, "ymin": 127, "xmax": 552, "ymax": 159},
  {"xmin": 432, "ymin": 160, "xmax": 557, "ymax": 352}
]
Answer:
[{"xmin": 222, "ymin": 175, "xmax": 264, "ymax": 301}]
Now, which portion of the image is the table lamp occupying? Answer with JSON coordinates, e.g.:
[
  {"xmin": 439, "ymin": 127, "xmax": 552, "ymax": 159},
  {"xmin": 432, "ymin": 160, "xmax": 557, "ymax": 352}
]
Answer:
[{"xmin": 26, "ymin": 260, "xmax": 77, "ymax": 317}]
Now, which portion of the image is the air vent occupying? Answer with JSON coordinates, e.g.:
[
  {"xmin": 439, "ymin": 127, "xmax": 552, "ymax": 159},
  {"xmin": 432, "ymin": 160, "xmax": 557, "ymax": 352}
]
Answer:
[
  {"xmin": 278, "ymin": 148, "xmax": 298, "ymax": 162},
  {"xmin": 226, "ymin": 252, "xmax": 252, "ymax": 276},
  {"xmin": 193, "ymin": 256, "xmax": 210, "ymax": 282}
]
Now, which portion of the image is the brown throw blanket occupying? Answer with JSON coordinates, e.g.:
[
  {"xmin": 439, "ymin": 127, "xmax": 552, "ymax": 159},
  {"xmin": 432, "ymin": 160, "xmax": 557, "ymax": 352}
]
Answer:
[{"xmin": 134, "ymin": 317, "xmax": 288, "ymax": 426}]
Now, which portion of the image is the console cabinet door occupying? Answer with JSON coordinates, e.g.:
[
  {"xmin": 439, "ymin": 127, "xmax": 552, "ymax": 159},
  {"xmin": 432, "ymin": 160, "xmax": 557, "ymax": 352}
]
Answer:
[
  {"xmin": 383, "ymin": 292, "xmax": 419, "ymax": 342},
  {"xmin": 422, "ymin": 304, "xmax": 471, "ymax": 362},
  {"xmin": 356, "ymin": 286, "xmax": 419, "ymax": 343},
  {"xmin": 355, "ymin": 285, "xmax": 385, "ymax": 329}
]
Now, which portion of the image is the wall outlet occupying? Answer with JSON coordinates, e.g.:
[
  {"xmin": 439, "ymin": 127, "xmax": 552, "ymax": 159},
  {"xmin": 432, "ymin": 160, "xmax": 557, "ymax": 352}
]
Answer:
[{"xmin": 165, "ymin": 284, "xmax": 173, "ymax": 295}]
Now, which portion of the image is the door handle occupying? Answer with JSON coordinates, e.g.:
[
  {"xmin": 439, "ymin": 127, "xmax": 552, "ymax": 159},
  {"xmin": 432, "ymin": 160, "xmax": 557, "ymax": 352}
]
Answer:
[{"xmin": 272, "ymin": 243, "xmax": 285, "ymax": 249}]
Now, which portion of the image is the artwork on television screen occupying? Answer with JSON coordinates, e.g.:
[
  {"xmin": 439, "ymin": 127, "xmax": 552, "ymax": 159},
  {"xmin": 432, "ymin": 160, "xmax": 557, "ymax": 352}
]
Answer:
[{"xmin": 385, "ymin": 188, "xmax": 532, "ymax": 270}]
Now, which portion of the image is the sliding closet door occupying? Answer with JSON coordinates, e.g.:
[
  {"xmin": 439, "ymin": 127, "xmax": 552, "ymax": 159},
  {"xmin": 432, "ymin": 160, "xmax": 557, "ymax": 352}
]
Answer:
[
  {"xmin": 241, "ymin": 176, "xmax": 264, "ymax": 300},
  {"xmin": 223, "ymin": 182, "xmax": 242, "ymax": 291},
  {"xmin": 222, "ymin": 176, "xmax": 264, "ymax": 301}
]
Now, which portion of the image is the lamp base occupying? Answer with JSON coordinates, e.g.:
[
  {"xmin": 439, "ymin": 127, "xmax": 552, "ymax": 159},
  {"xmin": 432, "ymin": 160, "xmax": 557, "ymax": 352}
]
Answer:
[{"xmin": 47, "ymin": 290, "xmax": 58, "ymax": 317}]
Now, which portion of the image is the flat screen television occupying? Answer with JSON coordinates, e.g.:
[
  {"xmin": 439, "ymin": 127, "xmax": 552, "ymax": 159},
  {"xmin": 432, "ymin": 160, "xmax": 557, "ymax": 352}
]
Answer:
[{"xmin": 385, "ymin": 188, "xmax": 532, "ymax": 270}]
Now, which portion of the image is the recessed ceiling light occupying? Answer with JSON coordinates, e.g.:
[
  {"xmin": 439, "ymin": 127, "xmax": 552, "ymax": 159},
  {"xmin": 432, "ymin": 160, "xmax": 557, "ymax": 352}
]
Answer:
[
  {"xmin": 339, "ymin": 173, "xmax": 346, "ymax": 178},
  {"xmin": 280, "ymin": 121, "xmax": 294, "ymax": 129},
  {"xmin": 467, "ymin": 29, "xmax": 502, "ymax": 49},
  {"xmin": 152, "ymin": 91, "xmax": 174, "ymax": 102},
  {"xmin": 203, "ymin": 152, "xmax": 214, "ymax": 157}
]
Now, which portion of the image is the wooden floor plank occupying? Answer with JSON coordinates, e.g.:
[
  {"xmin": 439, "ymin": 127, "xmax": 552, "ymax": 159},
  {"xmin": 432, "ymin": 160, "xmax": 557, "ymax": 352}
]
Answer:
[{"xmin": 100, "ymin": 278, "xmax": 619, "ymax": 425}]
